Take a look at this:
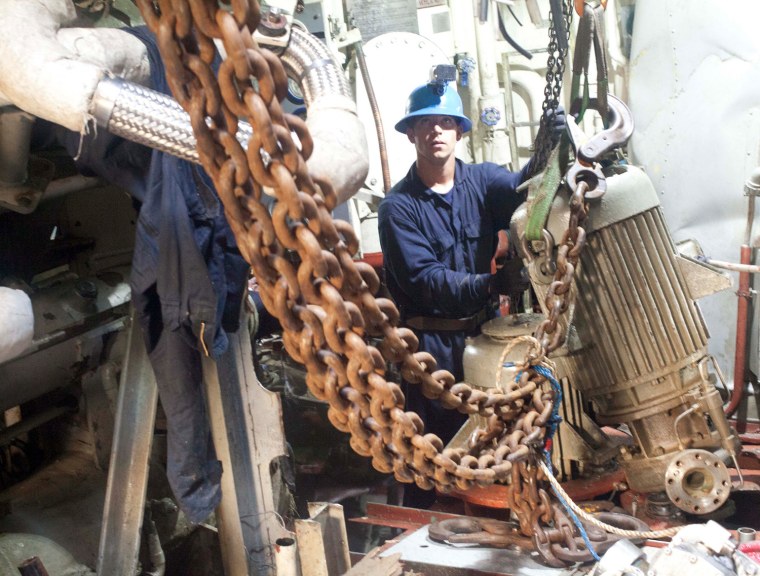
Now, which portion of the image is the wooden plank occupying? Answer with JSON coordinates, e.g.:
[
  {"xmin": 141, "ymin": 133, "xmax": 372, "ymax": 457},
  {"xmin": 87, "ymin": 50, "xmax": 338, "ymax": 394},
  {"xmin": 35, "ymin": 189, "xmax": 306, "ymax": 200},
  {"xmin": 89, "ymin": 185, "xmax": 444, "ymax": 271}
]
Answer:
[
  {"xmin": 295, "ymin": 519, "xmax": 329, "ymax": 576},
  {"xmin": 306, "ymin": 503, "xmax": 351, "ymax": 575},
  {"xmin": 344, "ymin": 550, "xmax": 402, "ymax": 576}
]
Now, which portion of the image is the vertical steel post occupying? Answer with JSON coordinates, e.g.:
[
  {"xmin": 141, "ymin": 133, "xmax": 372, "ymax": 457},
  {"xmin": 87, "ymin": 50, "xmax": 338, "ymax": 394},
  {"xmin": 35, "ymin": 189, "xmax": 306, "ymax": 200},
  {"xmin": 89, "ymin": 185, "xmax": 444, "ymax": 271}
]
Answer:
[
  {"xmin": 202, "ymin": 357, "xmax": 250, "ymax": 575},
  {"xmin": 97, "ymin": 310, "xmax": 158, "ymax": 575},
  {"xmin": 211, "ymin": 309, "xmax": 294, "ymax": 575}
]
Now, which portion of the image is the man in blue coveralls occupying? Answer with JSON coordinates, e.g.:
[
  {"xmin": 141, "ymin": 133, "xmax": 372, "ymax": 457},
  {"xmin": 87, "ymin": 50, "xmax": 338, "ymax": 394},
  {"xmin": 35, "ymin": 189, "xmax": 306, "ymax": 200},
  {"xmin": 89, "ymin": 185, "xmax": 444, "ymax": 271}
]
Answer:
[{"xmin": 378, "ymin": 68, "xmax": 562, "ymax": 508}]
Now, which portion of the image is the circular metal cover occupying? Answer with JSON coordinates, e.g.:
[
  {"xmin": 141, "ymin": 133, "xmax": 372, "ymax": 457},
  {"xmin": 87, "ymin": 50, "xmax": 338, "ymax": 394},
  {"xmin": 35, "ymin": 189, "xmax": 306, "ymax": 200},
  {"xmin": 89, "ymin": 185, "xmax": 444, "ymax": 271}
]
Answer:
[
  {"xmin": 354, "ymin": 32, "xmax": 452, "ymax": 190},
  {"xmin": 481, "ymin": 313, "xmax": 544, "ymax": 340}
]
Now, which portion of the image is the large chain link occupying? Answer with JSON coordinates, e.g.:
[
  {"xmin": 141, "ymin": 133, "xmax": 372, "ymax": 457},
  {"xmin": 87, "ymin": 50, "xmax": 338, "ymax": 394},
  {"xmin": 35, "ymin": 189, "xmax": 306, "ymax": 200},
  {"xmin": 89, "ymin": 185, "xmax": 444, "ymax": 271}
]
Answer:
[
  {"xmin": 134, "ymin": 0, "xmax": 558, "ymax": 520},
  {"xmin": 528, "ymin": 0, "xmax": 573, "ymax": 178},
  {"xmin": 534, "ymin": 179, "xmax": 589, "ymax": 354}
]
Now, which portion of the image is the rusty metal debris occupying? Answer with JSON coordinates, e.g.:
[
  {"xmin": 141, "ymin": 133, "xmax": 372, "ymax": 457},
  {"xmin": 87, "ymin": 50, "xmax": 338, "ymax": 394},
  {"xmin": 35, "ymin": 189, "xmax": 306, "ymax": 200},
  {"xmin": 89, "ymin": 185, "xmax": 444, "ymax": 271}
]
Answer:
[{"xmin": 428, "ymin": 517, "xmax": 532, "ymax": 549}]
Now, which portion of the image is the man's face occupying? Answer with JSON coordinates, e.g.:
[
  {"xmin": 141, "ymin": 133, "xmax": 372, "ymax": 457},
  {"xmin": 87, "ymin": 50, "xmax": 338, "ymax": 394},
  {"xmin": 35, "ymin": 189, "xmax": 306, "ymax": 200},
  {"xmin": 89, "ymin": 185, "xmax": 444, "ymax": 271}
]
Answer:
[{"xmin": 406, "ymin": 114, "xmax": 462, "ymax": 164}]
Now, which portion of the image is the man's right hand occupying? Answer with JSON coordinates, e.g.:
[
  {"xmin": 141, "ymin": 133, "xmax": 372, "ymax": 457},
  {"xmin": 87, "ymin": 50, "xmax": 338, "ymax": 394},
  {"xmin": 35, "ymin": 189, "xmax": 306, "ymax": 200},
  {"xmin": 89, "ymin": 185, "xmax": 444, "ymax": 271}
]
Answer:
[{"xmin": 490, "ymin": 258, "xmax": 530, "ymax": 298}]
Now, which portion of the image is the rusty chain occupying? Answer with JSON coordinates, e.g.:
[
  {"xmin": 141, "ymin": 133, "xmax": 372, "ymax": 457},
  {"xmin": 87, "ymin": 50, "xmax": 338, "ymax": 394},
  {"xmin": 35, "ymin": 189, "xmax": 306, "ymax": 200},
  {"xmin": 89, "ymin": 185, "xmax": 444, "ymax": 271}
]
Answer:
[
  {"xmin": 533, "ymin": 179, "xmax": 589, "ymax": 354},
  {"xmin": 527, "ymin": 0, "xmax": 586, "ymax": 355},
  {"xmin": 130, "ymin": 1, "xmax": 616, "ymax": 557},
  {"xmin": 429, "ymin": 503, "xmax": 649, "ymax": 566}
]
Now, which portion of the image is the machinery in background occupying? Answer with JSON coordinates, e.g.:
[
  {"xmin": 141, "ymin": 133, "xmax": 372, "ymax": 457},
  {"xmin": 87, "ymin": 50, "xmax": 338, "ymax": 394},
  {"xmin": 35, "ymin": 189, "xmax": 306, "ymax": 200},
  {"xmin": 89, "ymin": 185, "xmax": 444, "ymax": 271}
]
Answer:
[
  {"xmin": 0, "ymin": 0, "xmax": 758, "ymax": 575},
  {"xmin": 460, "ymin": 158, "xmax": 742, "ymax": 517}
]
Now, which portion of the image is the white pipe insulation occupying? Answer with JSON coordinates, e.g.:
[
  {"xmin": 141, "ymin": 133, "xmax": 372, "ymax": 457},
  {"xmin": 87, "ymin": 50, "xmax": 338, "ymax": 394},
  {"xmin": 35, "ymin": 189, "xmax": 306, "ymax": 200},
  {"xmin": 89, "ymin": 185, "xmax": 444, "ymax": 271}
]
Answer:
[
  {"xmin": 0, "ymin": 0, "xmax": 150, "ymax": 132},
  {"xmin": 0, "ymin": 0, "xmax": 367, "ymax": 205},
  {"xmin": 0, "ymin": 288, "xmax": 33, "ymax": 364}
]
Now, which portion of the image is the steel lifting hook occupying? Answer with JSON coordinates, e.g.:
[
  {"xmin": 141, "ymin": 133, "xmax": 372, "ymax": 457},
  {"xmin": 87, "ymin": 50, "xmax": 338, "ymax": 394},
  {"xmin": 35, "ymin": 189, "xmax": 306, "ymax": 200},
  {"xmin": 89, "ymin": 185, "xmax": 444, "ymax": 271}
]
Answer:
[
  {"xmin": 576, "ymin": 94, "xmax": 634, "ymax": 163},
  {"xmin": 565, "ymin": 95, "xmax": 634, "ymax": 199}
]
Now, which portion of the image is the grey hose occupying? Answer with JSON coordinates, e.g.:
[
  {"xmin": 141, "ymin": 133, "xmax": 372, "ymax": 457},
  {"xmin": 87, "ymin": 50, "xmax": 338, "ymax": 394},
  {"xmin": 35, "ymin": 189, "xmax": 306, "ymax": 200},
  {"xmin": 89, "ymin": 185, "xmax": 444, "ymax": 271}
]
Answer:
[
  {"xmin": 280, "ymin": 24, "xmax": 369, "ymax": 205},
  {"xmin": 280, "ymin": 25, "xmax": 351, "ymax": 105},
  {"xmin": 89, "ymin": 24, "xmax": 368, "ymax": 204}
]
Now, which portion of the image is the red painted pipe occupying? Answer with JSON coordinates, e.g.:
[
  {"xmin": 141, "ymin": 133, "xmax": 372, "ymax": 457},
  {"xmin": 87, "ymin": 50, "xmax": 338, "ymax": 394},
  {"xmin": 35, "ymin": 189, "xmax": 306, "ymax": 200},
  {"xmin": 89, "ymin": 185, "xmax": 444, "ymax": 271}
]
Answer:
[{"xmin": 726, "ymin": 244, "xmax": 752, "ymax": 418}]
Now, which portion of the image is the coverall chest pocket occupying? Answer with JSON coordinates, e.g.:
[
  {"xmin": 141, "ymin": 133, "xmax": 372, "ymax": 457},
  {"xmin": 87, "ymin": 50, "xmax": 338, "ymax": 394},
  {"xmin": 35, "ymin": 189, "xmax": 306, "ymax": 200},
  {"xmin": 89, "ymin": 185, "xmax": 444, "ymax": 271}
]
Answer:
[
  {"xmin": 464, "ymin": 216, "xmax": 495, "ymax": 271},
  {"xmin": 430, "ymin": 233, "xmax": 455, "ymax": 261}
]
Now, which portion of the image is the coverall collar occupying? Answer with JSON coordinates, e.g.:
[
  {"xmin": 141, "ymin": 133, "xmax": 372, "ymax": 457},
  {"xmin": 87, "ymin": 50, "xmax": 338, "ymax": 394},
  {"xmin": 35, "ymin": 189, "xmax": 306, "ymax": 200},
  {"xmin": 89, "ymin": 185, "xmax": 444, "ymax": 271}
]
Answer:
[{"xmin": 408, "ymin": 158, "xmax": 465, "ymax": 199}]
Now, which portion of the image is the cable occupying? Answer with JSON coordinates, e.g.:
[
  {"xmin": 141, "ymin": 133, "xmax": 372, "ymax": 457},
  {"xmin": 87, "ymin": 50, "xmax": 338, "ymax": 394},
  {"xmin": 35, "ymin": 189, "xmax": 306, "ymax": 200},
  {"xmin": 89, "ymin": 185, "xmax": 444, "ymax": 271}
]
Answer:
[
  {"xmin": 496, "ymin": 340, "xmax": 681, "ymax": 550},
  {"xmin": 507, "ymin": 4, "xmax": 523, "ymax": 26},
  {"xmin": 535, "ymin": 364, "xmax": 562, "ymax": 453},
  {"xmin": 538, "ymin": 459, "xmax": 682, "ymax": 539},
  {"xmin": 497, "ymin": 4, "xmax": 534, "ymax": 60},
  {"xmin": 535, "ymin": 364, "xmax": 601, "ymax": 562},
  {"xmin": 546, "ymin": 451, "xmax": 601, "ymax": 561}
]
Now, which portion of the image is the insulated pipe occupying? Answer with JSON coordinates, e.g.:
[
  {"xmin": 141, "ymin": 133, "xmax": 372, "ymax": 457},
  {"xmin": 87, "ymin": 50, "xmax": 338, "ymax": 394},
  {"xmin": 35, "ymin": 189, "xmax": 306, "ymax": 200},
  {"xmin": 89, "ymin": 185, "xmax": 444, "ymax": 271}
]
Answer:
[
  {"xmin": 0, "ymin": 1, "xmax": 367, "ymax": 204},
  {"xmin": 0, "ymin": 0, "xmax": 150, "ymax": 132},
  {"xmin": 90, "ymin": 77, "xmax": 253, "ymax": 165},
  {"xmin": 473, "ymin": 0, "xmax": 511, "ymax": 166},
  {"xmin": 448, "ymin": 0, "xmax": 484, "ymax": 163},
  {"xmin": 279, "ymin": 25, "xmax": 351, "ymax": 108},
  {"xmin": 500, "ymin": 53, "xmax": 521, "ymax": 170},
  {"xmin": 90, "ymin": 74, "xmax": 365, "ymax": 205},
  {"xmin": 281, "ymin": 25, "xmax": 369, "ymax": 204}
]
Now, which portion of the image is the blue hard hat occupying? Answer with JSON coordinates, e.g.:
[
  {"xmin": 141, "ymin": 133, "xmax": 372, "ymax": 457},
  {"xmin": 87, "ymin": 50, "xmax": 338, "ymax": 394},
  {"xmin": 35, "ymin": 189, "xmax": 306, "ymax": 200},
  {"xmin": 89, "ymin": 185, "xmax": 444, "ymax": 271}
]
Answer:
[{"xmin": 394, "ymin": 82, "xmax": 472, "ymax": 134}]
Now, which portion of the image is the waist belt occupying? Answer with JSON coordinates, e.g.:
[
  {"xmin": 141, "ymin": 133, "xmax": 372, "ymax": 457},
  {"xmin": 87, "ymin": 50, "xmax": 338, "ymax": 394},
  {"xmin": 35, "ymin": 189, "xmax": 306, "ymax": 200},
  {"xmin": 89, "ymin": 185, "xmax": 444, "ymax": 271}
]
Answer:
[{"xmin": 405, "ymin": 308, "xmax": 488, "ymax": 332}]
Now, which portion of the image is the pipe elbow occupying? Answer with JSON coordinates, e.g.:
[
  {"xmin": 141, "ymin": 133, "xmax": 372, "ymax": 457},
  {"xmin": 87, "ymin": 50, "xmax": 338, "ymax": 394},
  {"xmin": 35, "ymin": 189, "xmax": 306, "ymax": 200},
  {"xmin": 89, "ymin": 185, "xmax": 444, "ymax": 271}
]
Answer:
[
  {"xmin": 305, "ymin": 95, "xmax": 369, "ymax": 206},
  {"xmin": 746, "ymin": 167, "xmax": 760, "ymax": 194},
  {"xmin": 0, "ymin": 0, "xmax": 149, "ymax": 132},
  {"xmin": 281, "ymin": 26, "xmax": 369, "ymax": 205}
]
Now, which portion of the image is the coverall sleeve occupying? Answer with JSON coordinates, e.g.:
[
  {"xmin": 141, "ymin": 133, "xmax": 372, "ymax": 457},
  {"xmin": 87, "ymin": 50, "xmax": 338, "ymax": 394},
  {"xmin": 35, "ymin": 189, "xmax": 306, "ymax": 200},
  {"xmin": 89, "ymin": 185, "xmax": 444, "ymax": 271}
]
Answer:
[
  {"xmin": 378, "ymin": 198, "xmax": 491, "ymax": 316},
  {"xmin": 482, "ymin": 162, "xmax": 529, "ymax": 230}
]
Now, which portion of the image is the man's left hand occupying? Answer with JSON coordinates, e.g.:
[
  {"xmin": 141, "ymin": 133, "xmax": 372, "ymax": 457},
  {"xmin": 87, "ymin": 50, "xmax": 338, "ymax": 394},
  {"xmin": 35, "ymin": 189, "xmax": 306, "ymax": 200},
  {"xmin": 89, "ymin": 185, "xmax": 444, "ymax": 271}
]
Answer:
[
  {"xmin": 490, "ymin": 258, "xmax": 530, "ymax": 299},
  {"xmin": 550, "ymin": 106, "xmax": 566, "ymax": 147}
]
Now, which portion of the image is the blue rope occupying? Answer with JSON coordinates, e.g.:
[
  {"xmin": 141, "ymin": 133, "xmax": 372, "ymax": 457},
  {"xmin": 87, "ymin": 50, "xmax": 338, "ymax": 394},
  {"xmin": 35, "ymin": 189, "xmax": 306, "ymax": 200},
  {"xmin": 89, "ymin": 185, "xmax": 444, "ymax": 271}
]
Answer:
[
  {"xmin": 507, "ymin": 362, "xmax": 601, "ymax": 562},
  {"xmin": 534, "ymin": 364, "xmax": 563, "ymax": 450},
  {"xmin": 544, "ymin": 450, "xmax": 601, "ymax": 562}
]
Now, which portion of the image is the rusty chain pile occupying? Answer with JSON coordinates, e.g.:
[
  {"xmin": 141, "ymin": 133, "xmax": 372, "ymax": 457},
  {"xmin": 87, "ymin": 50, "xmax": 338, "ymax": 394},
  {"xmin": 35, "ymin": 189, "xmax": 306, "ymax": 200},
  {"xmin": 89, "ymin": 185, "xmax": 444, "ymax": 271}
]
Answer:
[
  {"xmin": 132, "ymin": 0, "xmax": 597, "ymax": 556},
  {"xmin": 429, "ymin": 505, "xmax": 652, "ymax": 568}
]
